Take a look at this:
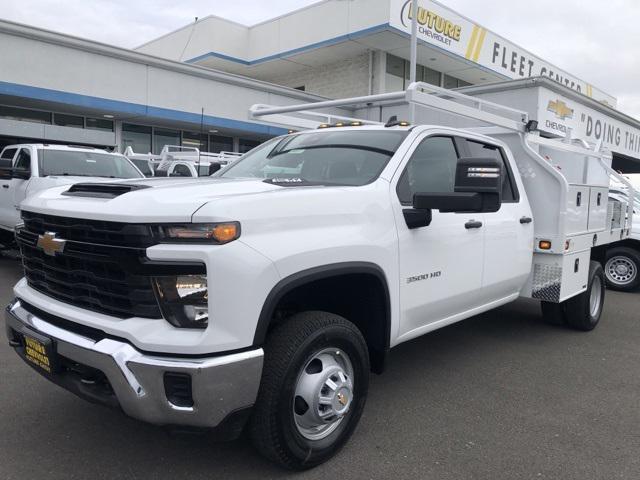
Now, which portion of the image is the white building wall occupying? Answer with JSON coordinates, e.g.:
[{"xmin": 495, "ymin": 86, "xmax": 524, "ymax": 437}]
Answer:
[{"xmin": 259, "ymin": 52, "xmax": 378, "ymax": 99}]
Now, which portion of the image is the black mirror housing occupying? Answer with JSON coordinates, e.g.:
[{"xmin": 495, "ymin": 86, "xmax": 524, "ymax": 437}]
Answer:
[
  {"xmin": 454, "ymin": 157, "xmax": 502, "ymax": 196},
  {"xmin": 412, "ymin": 157, "xmax": 503, "ymax": 214}
]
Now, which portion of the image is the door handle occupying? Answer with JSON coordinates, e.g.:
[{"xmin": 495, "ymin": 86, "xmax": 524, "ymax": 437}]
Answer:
[
  {"xmin": 2, "ymin": 184, "xmax": 8, "ymax": 189},
  {"xmin": 465, "ymin": 220, "xmax": 483, "ymax": 229},
  {"xmin": 520, "ymin": 216, "xmax": 532, "ymax": 224}
]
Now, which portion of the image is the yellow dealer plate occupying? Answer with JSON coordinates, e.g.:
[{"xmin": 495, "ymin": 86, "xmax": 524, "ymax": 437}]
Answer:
[{"xmin": 23, "ymin": 331, "xmax": 55, "ymax": 374}]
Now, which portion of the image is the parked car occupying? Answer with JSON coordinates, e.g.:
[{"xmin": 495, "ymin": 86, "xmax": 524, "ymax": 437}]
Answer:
[
  {"xmin": 0, "ymin": 144, "xmax": 144, "ymax": 246},
  {"xmin": 5, "ymin": 84, "xmax": 634, "ymax": 469}
]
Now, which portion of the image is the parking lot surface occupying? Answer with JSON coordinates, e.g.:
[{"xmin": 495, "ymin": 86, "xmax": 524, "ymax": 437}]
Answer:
[{"xmin": 0, "ymin": 253, "xmax": 639, "ymax": 480}]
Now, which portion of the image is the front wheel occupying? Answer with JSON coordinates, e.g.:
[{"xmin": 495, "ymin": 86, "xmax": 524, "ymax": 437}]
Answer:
[
  {"xmin": 604, "ymin": 247, "xmax": 640, "ymax": 292},
  {"xmin": 249, "ymin": 311, "xmax": 370, "ymax": 470}
]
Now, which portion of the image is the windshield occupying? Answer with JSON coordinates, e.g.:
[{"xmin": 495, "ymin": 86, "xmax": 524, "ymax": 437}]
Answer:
[
  {"xmin": 218, "ymin": 130, "xmax": 408, "ymax": 186},
  {"xmin": 130, "ymin": 158, "xmax": 154, "ymax": 176},
  {"xmin": 38, "ymin": 149, "xmax": 143, "ymax": 178}
]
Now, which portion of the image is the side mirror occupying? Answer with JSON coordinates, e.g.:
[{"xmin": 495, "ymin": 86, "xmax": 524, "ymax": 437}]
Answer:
[
  {"xmin": 11, "ymin": 167, "xmax": 31, "ymax": 180},
  {"xmin": 413, "ymin": 157, "xmax": 502, "ymax": 214}
]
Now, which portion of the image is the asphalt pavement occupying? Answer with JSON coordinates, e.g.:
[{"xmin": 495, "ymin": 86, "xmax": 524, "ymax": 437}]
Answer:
[{"xmin": 0, "ymin": 252, "xmax": 638, "ymax": 480}]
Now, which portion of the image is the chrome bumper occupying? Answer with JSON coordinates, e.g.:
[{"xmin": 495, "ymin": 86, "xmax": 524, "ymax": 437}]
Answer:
[{"xmin": 5, "ymin": 300, "xmax": 263, "ymax": 429}]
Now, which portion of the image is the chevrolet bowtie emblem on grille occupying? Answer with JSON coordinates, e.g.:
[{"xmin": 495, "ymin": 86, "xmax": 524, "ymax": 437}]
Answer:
[
  {"xmin": 547, "ymin": 99, "xmax": 574, "ymax": 120},
  {"xmin": 36, "ymin": 232, "xmax": 66, "ymax": 257}
]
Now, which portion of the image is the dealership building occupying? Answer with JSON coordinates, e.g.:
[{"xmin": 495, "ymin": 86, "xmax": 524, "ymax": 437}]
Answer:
[{"xmin": 1, "ymin": 0, "xmax": 640, "ymax": 170}]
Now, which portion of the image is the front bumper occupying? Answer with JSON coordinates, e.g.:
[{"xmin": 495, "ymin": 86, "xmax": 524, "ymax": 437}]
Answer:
[{"xmin": 5, "ymin": 299, "xmax": 263, "ymax": 429}]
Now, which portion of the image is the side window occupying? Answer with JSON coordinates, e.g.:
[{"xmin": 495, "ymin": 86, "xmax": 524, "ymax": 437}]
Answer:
[
  {"xmin": 465, "ymin": 140, "xmax": 518, "ymax": 202},
  {"xmin": 0, "ymin": 148, "xmax": 17, "ymax": 169},
  {"xmin": 14, "ymin": 149, "xmax": 31, "ymax": 170},
  {"xmin": 397, "ymin": 136, "xmax": 459, "ymax": 205}
]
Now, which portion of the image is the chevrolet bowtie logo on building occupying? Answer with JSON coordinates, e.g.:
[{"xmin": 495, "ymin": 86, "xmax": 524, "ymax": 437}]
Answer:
[
  {"xmin": 547, "ymin": 99, "xmax": 574, "ymax": 120},
  {"xmin": 36, "ymin": 232, "xmax": 66, "ymax": 256}
]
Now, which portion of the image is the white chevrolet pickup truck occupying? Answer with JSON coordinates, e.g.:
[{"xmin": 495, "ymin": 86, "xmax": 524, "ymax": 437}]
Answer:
[
  {"xmin": 0, "ymin": 144, "xmax": 144, "ymax": 246},
  {"xmin": 5, "ymin": 84, "xmax": 635, "ymax": 470}
]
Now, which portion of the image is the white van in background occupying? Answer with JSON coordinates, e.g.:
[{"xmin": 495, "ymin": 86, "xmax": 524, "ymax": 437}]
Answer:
[{"xmin": 0, "ymin": 144, "xmax": 144, "ymax": 246}]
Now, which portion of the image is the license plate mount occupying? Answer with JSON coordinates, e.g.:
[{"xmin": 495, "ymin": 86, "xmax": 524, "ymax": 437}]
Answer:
[{"xmin": 22, "ymin": 329, "xmax": 58, "ymax": 374}]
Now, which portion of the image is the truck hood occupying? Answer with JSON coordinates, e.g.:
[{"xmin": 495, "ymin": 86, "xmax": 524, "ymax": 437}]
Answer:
[{"xmin": 20, "ymin": 177, "xmax": 286, "ymax": 223}]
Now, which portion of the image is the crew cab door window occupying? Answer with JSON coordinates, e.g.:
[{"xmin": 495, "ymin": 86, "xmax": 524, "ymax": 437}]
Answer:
[
  {"xmin": 396, "ymin": 136, "xmax": 459, "ymax": 204},
  {"xmin": 14, "ymin": 148, "xmax": 31, "ymax": 171},
  {"xmin": 0, "ymin": 148, "xmax": 17, "ymax": 169},
  {"xmin": 0, "ymin": 148, "xmax": 17, "ymax": 178}
]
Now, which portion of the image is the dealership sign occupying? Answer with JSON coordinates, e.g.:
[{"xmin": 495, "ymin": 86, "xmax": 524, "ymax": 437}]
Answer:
[
  {"xmin": 537, "ymin": 89, "xmax": 640, "ymax": 158},
  {"xmin": 389, "ymin": 0, "xmax": 617, "ymax": 107}
]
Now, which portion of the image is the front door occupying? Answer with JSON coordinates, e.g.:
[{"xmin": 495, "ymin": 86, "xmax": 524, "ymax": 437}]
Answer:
[{"xmin": 391, "ymin": 134, "xmax": 486, "ymax": 342}]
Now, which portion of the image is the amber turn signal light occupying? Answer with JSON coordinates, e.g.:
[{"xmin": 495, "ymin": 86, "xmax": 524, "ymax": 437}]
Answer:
[{"xmin": 538, "ymin": 240, "xmax": 552, "ymax": 250}]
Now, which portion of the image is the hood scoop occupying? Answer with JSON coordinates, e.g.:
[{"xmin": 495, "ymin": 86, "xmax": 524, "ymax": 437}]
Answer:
[{"xmin": 62, "ymin": 183, "xmax": 150, "ymax": 199}]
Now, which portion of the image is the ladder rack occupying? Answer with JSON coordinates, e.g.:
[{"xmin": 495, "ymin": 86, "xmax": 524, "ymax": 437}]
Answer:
[{"xmin": 250, "ymin": 82, "xmax": 529, "ymax": 132}]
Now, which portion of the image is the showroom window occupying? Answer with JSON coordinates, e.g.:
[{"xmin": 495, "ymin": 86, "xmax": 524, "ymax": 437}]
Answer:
[
  {"xmin": 153, "ymin": 128, "xmax": 180, "ymax": 154},
  {"xmin": 386, "ymin": 54, "xmax": 444, "ymax": 92},
  {"xmin": 182, "ymin": 131, "xmax": 208, "ymax": 151},
  {"xmin": 210, "ymin": 135, "xmax": 234, "ymax": 153},
  {"xmin": 53, "ymin": 113, "xmax": 84, "ymax": 128},
  {"xmin": 443, "ymin": 74, "xmax": 472, "ymax": 89},
  {"xmin": 239, "ymin": 139, "xmax": 260, "ymax": 153},
  {"xmin": 385, "ymin": 54, "xmax": 405, "ymax": 92},
  {"xmin": 0, "ymin": 105, "xmax": 51, "ymax": 124},
  {"xmin": 122, "ymin": 123, "xmax": 152, "ymax": 153},
  {"xmin": 86, "ymin": 117, "xmax": 114, "ymax": 131}
]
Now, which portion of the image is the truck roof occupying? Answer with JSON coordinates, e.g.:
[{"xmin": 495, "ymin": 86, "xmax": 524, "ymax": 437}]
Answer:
[{"xmin": 2, "ymin": 143, "xmax": 116, "ymax": 154}]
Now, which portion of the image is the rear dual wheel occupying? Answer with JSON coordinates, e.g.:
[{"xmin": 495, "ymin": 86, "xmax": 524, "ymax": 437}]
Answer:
[
  {"xmin": 604, "ymin": 247, "xmax": 640, "ymax": 292},
  {"xmin": 249, "ymin": 311, "xmax": 369, "ymax": 470},
  {"xmin": 541, "ymin": 261, "xmax": 605, "ymax": 331}
]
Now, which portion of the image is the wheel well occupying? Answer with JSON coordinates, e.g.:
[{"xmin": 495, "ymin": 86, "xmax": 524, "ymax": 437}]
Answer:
[
  {"xmin": 593, "ymin": 240, "xmax": 640, "ymax": 266},
  {"xmin": 255, "ymin": 264, "xmax": 391, "ymax": 374},
  {"xmin": 591, "ymin": 245, "xmax": 608, "ymax": 267},
  {"xmin": 609, "ymin": 239, "xmax": 640, "ymax": 252}
]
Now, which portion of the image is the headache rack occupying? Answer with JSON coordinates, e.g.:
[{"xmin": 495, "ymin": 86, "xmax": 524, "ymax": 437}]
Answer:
[{"xmin": 250, "ymin": 82, "xmax": 635, "ymax": 303}]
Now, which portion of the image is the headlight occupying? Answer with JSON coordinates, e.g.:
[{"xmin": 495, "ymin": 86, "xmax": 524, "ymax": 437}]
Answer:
[
  {"xmin": 153, "ymin": 275, "xmax": 209, "ymax": 329},
  {"xmin": 158, "ymin": 222, "xmax": 240, "ymax": 244}
]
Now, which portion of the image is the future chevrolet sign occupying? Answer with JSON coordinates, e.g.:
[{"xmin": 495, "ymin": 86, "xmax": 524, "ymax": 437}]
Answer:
[{"xmin": 390, "ymin": 0, "xmax": 617, "ymax": 107}]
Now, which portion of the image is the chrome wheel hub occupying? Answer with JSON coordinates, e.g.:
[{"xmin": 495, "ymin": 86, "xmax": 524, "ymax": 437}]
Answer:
[
  {"xmin": 293, "ymin": 348, "xmax": 354, "ymax": 441},
  {"xmin": 605, "ymin": 256, "xmax": 637, "ymax": 285}
]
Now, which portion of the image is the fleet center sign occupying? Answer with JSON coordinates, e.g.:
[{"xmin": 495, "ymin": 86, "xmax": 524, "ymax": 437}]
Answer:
[{"xmin": 389, "ymin": 0, "xmax": 617, "ymax": 107}]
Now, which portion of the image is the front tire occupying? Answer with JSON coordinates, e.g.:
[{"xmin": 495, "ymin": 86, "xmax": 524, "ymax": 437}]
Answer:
[
  {"xmin": 604, "ymin": 246, "xmax": 640, "ymax": 292},
  {"xmin": 249, "ymin": 311, "xmax": 370, "ymax": 470}
]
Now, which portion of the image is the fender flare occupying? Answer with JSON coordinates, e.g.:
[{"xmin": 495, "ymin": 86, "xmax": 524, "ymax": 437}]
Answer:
[{"xmin": 252, "ymin": 261, "xmax": 392, "ymax": 353}]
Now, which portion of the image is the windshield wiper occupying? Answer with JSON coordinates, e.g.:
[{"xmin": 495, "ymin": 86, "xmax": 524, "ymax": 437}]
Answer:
[{"xmin": 58, "ymin": 173, "xmax": 100, "ymax": 177}]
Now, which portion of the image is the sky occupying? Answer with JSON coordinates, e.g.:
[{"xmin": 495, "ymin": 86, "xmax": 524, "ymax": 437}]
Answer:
[{"xmin": 2, "ymin": 0, "xmax": 640, "ymax": 118}]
